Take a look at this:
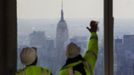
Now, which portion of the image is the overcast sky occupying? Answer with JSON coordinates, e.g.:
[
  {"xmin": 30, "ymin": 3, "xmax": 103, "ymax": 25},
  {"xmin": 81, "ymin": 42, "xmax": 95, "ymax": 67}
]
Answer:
[{"xmin": 17, "ymin": 0, "xmax": 134, "ymax": 19}]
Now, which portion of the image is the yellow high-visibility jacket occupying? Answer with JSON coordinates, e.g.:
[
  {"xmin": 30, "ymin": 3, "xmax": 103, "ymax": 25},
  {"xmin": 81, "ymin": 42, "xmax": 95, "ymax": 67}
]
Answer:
[
  {"xmin": 59, "ymin": 32, "xmax": 98, "ymax": 75},
  {"xmin": 16, "ymin": 65, "xmax": 52, "ymax": 75}
]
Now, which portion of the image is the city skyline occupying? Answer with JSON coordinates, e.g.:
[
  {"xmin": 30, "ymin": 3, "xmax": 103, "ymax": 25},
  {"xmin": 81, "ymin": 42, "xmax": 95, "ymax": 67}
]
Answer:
[
  {"xmin": 17, "ymin": 0, "xmax": 134, "ymax": 74},
  {"xmin": 18, "ymin": 29, "xmax": 134, "ymax": 75}
]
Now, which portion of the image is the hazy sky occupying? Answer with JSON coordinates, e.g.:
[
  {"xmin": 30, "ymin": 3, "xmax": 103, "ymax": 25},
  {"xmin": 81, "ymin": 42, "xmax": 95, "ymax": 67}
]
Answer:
[
  {"xmin": 17, "ymin": 0, "xmax": 134, "ymax": 19},
  {"xmin": 114, "ymin": 0, "xmax": 134, "ymax": 19},
  {"xmin": 17, "ymin": 0, "xmax": 103, "ymax": 19}
]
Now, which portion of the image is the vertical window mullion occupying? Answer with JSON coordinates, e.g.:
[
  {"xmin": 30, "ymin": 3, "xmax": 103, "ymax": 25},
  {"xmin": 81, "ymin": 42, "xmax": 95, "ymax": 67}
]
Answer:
[{"xmin": 104, "ymin": 0, "xmax": 113, "ymax": 75}]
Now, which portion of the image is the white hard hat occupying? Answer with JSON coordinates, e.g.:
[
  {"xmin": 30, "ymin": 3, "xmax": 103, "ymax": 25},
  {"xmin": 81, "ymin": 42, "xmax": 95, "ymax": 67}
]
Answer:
[
  {"xmin": 66, "ymin": 42, "xmax": 81, "ymax": 58},
  {"xmin": 20, "ymin": 47, "xmax": 37, "ymax": 65}
]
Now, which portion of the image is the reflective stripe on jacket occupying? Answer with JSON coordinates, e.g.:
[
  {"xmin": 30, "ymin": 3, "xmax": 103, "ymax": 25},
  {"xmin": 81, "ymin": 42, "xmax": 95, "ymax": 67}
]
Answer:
[
  {"xmin": 59, "ymin": 32, "xmax": 98, "ymax": 75},
  {"xmin": 16, "ymin": 66, "xmax": 51, "ymax": 75}
]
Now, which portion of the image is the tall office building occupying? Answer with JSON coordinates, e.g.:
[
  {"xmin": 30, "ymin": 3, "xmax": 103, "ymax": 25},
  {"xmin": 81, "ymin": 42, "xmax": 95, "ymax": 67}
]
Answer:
[
  {"xmin": 114, "ymin": 39, "xmax": 125, "ymax": 75},
  {"xmin": 124, "ymin": 35, "xmax": 134, "ymax": 52},
  {"xmin": 55, "ymin": 0, "xmax": 69, "ymax": 73},
  {"xmin": 29, "ymin": 31, "xmax": 46, "ymax": 48},
  {"xmin": 123, "ymin": 35, "xmax": 134, "ymax": 75},
  {"xmin": 56, "ymin": 1, "xmax": 69, "ymax": 50}
]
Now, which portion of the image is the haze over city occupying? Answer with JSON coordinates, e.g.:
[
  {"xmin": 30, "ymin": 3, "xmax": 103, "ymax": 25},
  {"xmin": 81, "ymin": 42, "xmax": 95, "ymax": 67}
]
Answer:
[{"xmin": 17, "ymin": 0, "xmax": 134, "ymax": 75}]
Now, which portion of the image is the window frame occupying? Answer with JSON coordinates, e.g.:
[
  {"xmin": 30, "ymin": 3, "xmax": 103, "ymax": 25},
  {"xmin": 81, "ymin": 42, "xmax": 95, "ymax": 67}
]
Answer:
[
  {"xmin": 104, "ymin": 0, "xmax": 113, "ymax": 75},
  {"xmin": 0, "ymin": 0, "xmax": 114, "ymax": 75},
  {"xmin": 0, "ymin": 0, "xmax": 17, "ymax": 75}
]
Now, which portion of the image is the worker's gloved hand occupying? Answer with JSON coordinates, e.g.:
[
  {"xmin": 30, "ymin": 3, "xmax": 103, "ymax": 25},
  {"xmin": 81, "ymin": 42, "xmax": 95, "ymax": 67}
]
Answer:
[{"xmin": 86, "ymin": 20, "xmax": 98, "ymax": 33}]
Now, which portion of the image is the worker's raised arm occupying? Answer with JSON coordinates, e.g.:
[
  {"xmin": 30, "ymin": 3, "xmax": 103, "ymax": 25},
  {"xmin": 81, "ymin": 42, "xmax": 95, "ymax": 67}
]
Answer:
[{"xmin": 83, "ymin": 20, "xmax": 99, "ymax": 72}]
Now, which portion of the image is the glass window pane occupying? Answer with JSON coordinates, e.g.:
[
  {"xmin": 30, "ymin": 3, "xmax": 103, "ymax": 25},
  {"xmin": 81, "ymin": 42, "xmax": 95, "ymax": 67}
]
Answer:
[
  {"xmin": 114, "ymin": 0, "xmax": 134, "ymax": 75},
  {"xmin": 17, "ymin": 0, "xmax": 104, "ymax": 75}
]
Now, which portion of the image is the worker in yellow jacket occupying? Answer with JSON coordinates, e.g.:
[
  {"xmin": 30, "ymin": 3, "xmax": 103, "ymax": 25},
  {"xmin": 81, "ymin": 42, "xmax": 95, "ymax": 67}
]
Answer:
[
  {"xmin": 59, "ymin": 20, "xmax": 99, "ymax": 75},
  {"xmin": 16, "ymin": 47, "xmax": 52, "ymax": 75}
]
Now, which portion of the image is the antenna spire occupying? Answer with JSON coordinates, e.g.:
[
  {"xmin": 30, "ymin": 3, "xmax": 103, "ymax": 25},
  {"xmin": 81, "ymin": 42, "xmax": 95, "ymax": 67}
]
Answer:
[
  {"xmin": 62, "ymin": 0, "xmax": 63, "ymax": 10},
  {"xmin": 61, "ymin": 0, "xmax": 64, "ymax": 21}
]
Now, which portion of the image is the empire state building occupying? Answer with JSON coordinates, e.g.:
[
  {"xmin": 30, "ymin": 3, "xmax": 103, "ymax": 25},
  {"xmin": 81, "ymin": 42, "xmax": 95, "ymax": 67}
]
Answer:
[
  {"xmin": 55, "ymin": 0, "xmax": 69, "ymax": 66},
  {"xmin": 56, "ymin": 2, "xmax": 69, "ymax": 51}
]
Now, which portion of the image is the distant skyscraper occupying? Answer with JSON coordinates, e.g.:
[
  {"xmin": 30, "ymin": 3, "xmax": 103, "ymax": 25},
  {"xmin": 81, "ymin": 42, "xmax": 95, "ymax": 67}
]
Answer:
[
  {"xmin": 46, "ymin": 38, "xmax": 54, "ymax": 52},
  {"xmin": 124, "ymin": 35, "xmax": 134, "ymax": 52},
  {"xmin": 56, "ymin": 1, "xmax": 69, "ymax": 50},
  {"xmin": 55, "ymin": 0, "xmax": 69, "ymax": 73},
  {"xmin": 123, "ymin": 35, "xmax": 134, "ymax": 75},
  {"xmin": 114, "ymin": 39, "xmax": 125, "ymax": 75},
  {"xmin": 29, "ymin": 31, "xmax": 46, "ymax": 48}
]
